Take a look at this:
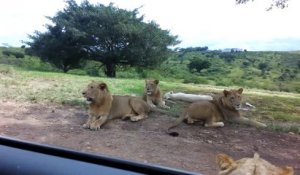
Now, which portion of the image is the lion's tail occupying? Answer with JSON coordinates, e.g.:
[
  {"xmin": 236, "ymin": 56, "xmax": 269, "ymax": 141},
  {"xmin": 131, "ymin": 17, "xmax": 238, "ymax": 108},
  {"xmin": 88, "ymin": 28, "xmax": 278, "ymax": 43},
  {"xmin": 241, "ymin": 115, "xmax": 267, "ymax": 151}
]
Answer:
[{"xmin": 166, "ymin": 112, "xmax": 187, "ymax": 137}]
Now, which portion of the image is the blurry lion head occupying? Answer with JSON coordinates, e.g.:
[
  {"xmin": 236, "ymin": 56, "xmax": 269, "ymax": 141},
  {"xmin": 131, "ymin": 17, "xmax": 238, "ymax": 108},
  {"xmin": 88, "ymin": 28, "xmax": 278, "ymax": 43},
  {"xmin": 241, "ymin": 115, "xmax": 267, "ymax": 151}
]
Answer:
[
  {"xmin": 216, "ymin": 153, "xmax": 294, "ymax": 175},
  {"xmin": 219, "ymin": 88, "xmax": 243, "ymax": 110},
  {"xmin": 82, "ymin": 81, "xmax": 110, "ymax": 104},
  {"xmin": 145, "ymin": 79, "xmax": 159, "ymax": 95}
]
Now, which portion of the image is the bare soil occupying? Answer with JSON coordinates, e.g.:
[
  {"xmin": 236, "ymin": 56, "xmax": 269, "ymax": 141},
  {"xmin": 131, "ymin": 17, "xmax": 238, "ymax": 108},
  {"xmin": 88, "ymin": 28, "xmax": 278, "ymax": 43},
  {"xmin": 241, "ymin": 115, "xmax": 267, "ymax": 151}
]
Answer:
[{"xmin": 0, "ymin": 101, "xmax": 299, "ymax": 175}]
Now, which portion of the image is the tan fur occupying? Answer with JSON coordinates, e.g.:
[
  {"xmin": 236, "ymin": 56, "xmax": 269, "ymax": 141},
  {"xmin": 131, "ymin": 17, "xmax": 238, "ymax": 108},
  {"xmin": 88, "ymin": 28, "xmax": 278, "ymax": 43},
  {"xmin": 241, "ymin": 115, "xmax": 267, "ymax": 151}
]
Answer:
[
  {"xmin": 143, "ymin": 79, "xmax": 170, "ymax": 109},
  {"xmin": 216, "ymin": 153, "xmax": 294, "ymax": 175},
  {"xmin": 82, "ymin": 81, "xmax": 150, "ymax": 130},
  {"xmin": 167, "ymin": 88, "xmax": 266, "ymax": 132}
]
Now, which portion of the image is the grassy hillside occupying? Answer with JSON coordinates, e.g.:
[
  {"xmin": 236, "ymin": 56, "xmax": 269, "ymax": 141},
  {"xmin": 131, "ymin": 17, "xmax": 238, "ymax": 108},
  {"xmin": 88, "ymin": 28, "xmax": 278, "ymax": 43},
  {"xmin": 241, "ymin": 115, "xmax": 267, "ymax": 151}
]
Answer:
[
  {"xmin": 1, "ymin": 47, "xmax": 299, "ymax": 93},
  {"xmin": 160, "ymin": 51, "xmax": 300, "ymax": 93},
  {"xmin": 0, "ymin": 64, "xmax": 299, "ymax": 134}
]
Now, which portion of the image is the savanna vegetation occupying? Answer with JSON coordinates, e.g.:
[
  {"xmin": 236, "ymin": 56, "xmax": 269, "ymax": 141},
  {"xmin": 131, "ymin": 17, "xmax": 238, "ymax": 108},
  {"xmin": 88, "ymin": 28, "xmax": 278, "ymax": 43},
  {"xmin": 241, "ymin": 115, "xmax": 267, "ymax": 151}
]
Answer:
[
  {"xmin": 25, "ymin": 0, "xmax": 178, "ymax": 76},
  {"xmin": 1, "ymin": 46, "xmax": 299, "ymax": 93},
  {"xmin": 0, "ymin": 63, "xmax": 299, "ymax": 134},
  {"xmin": 0, "ymin": 0, "xmax": 299, "ymax": 134}
]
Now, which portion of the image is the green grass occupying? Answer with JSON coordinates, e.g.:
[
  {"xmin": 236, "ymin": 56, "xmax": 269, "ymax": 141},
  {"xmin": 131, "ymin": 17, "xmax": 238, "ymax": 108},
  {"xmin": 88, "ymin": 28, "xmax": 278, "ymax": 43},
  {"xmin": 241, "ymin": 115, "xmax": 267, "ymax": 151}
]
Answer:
[{"xmin": 0, "ymin": 64, "xmax": 299, "ymax": 133}]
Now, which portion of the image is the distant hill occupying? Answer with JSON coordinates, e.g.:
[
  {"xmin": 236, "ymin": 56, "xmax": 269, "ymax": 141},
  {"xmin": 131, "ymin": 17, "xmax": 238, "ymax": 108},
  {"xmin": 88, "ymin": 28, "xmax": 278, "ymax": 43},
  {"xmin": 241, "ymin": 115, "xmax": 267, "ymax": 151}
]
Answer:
[{"xmin": 161, "ymin": 50, "xmax": 300, "ymax": 93}]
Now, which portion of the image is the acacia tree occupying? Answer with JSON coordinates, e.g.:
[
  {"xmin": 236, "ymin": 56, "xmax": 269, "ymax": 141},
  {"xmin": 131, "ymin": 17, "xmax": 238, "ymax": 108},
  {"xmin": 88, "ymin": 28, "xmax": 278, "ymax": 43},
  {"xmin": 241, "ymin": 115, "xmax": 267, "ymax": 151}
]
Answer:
[{"xmin": 27, "ymin": 0, "xmax": 179, "ymax": 77}]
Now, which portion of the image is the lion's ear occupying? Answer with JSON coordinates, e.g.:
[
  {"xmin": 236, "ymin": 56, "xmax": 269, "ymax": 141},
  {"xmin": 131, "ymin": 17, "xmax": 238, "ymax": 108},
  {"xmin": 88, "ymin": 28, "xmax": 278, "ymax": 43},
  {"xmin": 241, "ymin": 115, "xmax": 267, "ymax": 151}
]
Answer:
[
  {"xmin": 223, "ymin": 90, "xmax": 230, "ymax": 97},
  {"xmin": 99, "ymin": 83, "xmax": 107, "ymax": 90},
  {"xmin": 154, "ymin": 79, "xmax": 159, "ymax": 84},
  {"xmin": 216, "ymin": 154, "xmax": 236, "ymax": 171},
  {"xmin": 237, "ymin": 88, "xmax": 243, "ymax": 94},
  {"xmin": 281, "ymin": 166, "xmax": 294, "ymax": 175}
]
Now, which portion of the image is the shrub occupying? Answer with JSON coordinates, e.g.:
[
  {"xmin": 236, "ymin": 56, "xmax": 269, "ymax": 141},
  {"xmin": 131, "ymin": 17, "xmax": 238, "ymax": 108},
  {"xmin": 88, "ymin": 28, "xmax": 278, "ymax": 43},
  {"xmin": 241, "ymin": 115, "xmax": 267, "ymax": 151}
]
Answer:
[
  {"xmin": 187, "ymin": 58, "xmax": 211, "ymax": 73},
  {"xmin": 117, "ymin": 71, "xmax": 140, "ymax": 79},
  {"xmin": 2, "ymin": 50, "xmax": 24, "ymax": 58},
  {"xmin": 20, "ymin": 56, "xmax": 56, "ymax": 71},
  {"xmin": 67, "ymin": 69, "xmax": 87, "ymax": 76},
  {"xmin": 2, "ymin": 50, "xmax": 10, "ymax": 56},
  {"xmin": 183, "ymin": 75, "xmax": 208, "ymax": 84},
  {"xmin": 13, "ymin": 52, "xmax": 25, "ymax": 58},
  {"xmin": 83, "ymin": 61, "xmax": 104, "ymax": 77}
]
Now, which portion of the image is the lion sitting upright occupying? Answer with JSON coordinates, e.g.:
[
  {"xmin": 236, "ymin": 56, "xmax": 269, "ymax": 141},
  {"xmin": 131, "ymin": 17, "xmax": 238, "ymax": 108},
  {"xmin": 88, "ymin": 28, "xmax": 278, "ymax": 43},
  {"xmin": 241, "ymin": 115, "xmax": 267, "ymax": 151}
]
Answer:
[
  {"xmin": 82, "ymin": 81, "xmax": 150, "ymax": 130},
  {"xmin": 143, "ymin": 79, "xmax": 170, "ymax": 109},
  {"xmin": 167, "ymin": 88, "xmax": 267, "ymax": 135}
]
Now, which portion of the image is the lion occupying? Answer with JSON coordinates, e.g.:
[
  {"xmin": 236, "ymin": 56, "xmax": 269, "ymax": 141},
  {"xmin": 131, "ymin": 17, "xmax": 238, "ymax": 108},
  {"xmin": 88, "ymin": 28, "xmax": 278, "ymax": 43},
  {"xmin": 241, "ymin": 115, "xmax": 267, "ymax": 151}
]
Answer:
[
  {"xmin": 82, "ymin": 81, "xmax": 150, "ymax": 130},
  {"xmin": 164, "ymin": 91, "xmax": 213, "ymax": 102},
  {"xmin": 143, "ymin": 79, "xmax": 170, "ymax": 109},
  {"xmin": 216, "ymin": 153, "xmax": 294, "ymax": 175},
  {"xmin": 167, "ymin": 88, "xmax": 267, "ymax": 136}
]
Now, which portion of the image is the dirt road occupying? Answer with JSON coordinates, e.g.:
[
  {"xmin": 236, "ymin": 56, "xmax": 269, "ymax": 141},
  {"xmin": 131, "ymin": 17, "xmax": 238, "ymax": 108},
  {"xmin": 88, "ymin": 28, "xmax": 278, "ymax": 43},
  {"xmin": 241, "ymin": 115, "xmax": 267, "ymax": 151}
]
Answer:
[{"xmin": 0, "ymin": 101, "xmax": 299, "ymax": 175}]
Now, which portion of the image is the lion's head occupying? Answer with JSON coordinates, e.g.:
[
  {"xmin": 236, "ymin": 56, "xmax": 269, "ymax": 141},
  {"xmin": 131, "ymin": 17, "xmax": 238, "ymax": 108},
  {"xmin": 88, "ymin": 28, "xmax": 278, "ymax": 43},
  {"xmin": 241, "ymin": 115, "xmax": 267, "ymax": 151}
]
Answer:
[
  {"xmin": 145, "ymin": 79, "xmax": 159, "ymax": 95},
  {"xmin": 82, "ymin": 81, "xmax": 110, "ymax": 104},
  {"xmin": 216, "ymin": 153, "xmax": 294, "ymax": 175},
  {"xmin": 220, "ymin": 88, "xmax": 243, "ymax": 110}
]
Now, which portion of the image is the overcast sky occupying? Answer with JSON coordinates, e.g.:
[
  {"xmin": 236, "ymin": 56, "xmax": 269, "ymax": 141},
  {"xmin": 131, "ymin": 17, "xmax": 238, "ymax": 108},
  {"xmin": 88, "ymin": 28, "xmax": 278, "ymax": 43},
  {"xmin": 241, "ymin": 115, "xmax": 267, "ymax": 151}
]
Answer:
[{"xmin": 0, "ymin": 0, "xmax": 299, "ymax": 51}]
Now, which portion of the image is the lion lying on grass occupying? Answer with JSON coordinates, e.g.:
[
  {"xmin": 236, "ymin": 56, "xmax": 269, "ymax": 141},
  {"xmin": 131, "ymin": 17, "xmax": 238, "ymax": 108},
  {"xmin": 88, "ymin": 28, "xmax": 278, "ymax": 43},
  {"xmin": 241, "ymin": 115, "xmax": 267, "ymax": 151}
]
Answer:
[
  {"xmin": 216, "ymin": 153, "xmax": 294, "ymax": 175},
  {"xmin": 164, "ymin": 91, "xmax": 213, "ymax": 102},
  {"xmin": 143, "ymin": 79, "xmax": 170, "ymax": 109},
  {"xmin": 167, "ymin": 88, "xmax": 267, "ymax": 136},
  {"xmin": 82, "ymin": 81, "xmax": 150, "ymax": 130}
]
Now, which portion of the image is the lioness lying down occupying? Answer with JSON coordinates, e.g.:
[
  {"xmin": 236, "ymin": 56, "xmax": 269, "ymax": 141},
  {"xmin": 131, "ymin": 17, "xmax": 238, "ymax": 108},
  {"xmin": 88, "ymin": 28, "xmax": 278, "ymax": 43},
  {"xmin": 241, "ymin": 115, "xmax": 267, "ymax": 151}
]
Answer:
[
  {"xmin": 167, "ymin": 88, "xmax": 266, "ymax": 135},
  {"xmin": 82, "ymin": 81, "xmax": 150, "ymax": 130},
  {"xmin": 164, "ymin": 91, "xmax": 213, "ymax": 102},
  {"xmin": 143, "ymin": 79, "xmax": 170, "ymax": 109},
  {"xmin": 216, "ymin": 153, "xmax": 294, "ymax": 175}
]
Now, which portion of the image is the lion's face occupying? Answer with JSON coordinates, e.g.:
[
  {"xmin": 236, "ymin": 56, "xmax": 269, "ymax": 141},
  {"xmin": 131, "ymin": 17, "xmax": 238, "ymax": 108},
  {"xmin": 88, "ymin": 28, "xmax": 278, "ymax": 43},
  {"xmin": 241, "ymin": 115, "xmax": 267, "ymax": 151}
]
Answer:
[
  {"xmin": 223, "ymin": 88, "xmax": 243, "ymax": 110},
  {"xmin": 145, "ymin": 80, "xmax": 159, "ymax": 95},
  {"xmin": 82, "ymin": 81, "xmax": 108, "ymax": 104}
]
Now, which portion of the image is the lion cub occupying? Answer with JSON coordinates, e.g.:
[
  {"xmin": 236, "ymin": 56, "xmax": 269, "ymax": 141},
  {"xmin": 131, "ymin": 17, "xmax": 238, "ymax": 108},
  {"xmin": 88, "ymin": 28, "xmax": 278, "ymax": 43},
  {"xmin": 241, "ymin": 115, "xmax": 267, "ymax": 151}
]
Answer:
[
  {"xmin": 82, "ymin": 81, "xmax": 150, "ymax": 130},
  {"xmin": 143, "ymin": 79, "xmax": 170, "ymax": 109},
  {"xmin": 216, "ymin": 153, "xmax": 294, "ymax": 175},
  {"xmin": 167, "ymin": 88, "xmax": 267, "ymax": 135}
]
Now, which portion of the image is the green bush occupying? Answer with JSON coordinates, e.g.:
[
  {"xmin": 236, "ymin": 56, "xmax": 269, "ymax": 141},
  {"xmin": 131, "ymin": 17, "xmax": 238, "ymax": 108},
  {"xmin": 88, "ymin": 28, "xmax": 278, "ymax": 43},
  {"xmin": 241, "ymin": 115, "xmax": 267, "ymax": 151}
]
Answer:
[
  {"xmin": 2, "ymin": 50, "xmax": 24, "ymax": 58},
  {"xmin": 187, "ymin": 58, "xmax": 211, "ymax": 73},
  {"xmin": 13, "ymin": 52, "xmax": 25, "ymax": 58},
  {"xmin": 142, "ymin": 70, "xmax": 164, "ymax": 80},
  {"xmin": 20, "ymin": 56, "xmax": 56, "ymax": 71},
  {"xmin": 83, "ymin": 61, "xmax": 104, "ymax": 77},
  {"xmin": 67, "ymin": 69, "xmax": 87, "ymax": 76},
  {"xmin": 2, "ymin": 50, "xmax": 10, "ymax": 56},
  {"xmin": 183, "ymin": 75, "xmax": 208, "ymax": 84},
  {"xmin": 117, "ymin": 70, "xmax": 140, "ymax": 79}
]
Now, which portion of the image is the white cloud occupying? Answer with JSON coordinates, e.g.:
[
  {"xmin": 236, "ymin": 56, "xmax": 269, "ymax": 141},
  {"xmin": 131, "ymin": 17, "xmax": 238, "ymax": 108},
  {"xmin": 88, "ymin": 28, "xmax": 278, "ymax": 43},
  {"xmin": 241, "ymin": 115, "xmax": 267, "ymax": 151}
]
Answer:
[{"xmin": 0, "ymin": 0, "xmax": 299, "ymax": 50}]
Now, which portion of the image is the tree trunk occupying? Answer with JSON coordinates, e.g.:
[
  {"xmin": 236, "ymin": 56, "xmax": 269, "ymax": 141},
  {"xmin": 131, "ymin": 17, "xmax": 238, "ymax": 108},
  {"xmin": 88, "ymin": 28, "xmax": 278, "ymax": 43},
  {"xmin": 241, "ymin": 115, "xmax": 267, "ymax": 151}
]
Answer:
[
  {"xmin": 105, "ymin": 63, "xmax": 116, "ymax": 77},
  {"xmin": 63, "ymin": 65, "xmax": 69, "ymax": 73}
]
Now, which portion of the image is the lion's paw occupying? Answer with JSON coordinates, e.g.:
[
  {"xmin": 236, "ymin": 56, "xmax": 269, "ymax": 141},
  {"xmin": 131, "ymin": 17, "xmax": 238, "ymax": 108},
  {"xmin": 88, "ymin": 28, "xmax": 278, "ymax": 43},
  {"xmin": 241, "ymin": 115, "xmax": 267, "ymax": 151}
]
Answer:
[
  {"xmin": 258, "ymin": 123, "xmax": 267, "ymax": 128},
  {"xmin": 83, "ymin": 123, "xmax": 90, "ymax": 129},
  {"xmin": 89, "ymin": 123, "xmax": 101, "ymax": 130},
  {"xmin": 150, "ymin": 104, "xmax": 156, "ymax": 108},
  {"xmin": 130, "ymin": 118, "xmax": 139, "ymax": 122},
  {"xmin": 219, "ymin": 122, "xmax": 225, "ymax": 127},
  {"xmin": 161, "ymin": 105, "xmax": 170, "ymax": 109}
]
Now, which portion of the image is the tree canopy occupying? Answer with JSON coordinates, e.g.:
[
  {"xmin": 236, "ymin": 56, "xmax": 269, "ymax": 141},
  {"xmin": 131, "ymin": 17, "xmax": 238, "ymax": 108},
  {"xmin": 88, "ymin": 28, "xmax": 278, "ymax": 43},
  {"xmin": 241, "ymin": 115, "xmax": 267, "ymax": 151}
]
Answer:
[
  {"xmin": 236, "ymin": 0, "xmax": 289, "ymax": 10},
  {"xmin": 26, "ymin": 0, "xmax": 179, "ymax": 76}
]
